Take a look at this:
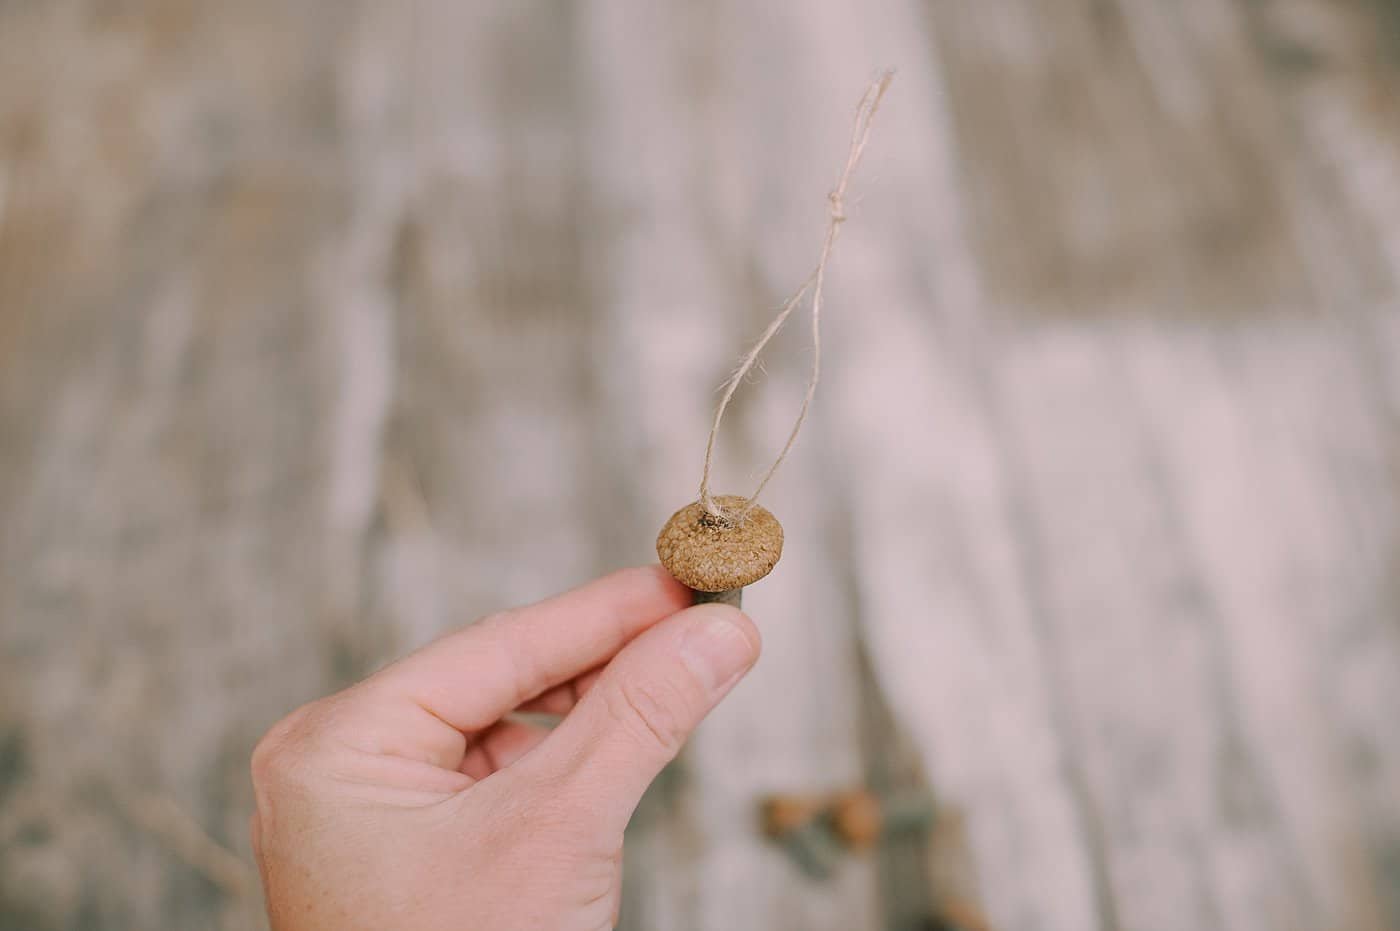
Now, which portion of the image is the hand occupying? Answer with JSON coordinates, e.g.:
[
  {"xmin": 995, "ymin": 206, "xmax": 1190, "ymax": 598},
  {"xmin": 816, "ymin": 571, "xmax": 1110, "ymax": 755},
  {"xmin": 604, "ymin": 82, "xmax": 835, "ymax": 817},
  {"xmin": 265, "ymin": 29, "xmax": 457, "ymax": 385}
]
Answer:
[{"xmin": 250, "ymin": 566, "xmax": 761, "ymax": 931}]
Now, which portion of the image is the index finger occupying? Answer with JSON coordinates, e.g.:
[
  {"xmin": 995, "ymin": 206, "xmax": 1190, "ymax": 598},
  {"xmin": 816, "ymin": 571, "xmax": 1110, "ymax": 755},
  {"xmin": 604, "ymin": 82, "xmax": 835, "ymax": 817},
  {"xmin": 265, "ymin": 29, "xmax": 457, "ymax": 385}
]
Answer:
[{"xmin": 371, "ymin": 565, "xmax": 691, "ymax": 733}]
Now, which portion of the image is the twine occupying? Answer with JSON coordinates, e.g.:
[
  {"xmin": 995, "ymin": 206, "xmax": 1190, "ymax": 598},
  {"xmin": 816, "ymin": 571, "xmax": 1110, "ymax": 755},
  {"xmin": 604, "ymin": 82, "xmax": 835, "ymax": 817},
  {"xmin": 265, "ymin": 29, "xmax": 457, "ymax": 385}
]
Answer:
[{"xmin": 698, "ymin": 71, "xmax": 894, "ymax": 520}]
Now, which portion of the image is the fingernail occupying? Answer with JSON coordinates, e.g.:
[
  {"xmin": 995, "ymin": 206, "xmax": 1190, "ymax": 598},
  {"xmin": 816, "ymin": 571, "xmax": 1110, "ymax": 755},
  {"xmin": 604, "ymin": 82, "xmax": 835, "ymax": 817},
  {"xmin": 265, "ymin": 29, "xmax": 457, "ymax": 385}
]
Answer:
[{"xmin": 680, "ymin": 611, "xmax": 757, "ymax": 694}]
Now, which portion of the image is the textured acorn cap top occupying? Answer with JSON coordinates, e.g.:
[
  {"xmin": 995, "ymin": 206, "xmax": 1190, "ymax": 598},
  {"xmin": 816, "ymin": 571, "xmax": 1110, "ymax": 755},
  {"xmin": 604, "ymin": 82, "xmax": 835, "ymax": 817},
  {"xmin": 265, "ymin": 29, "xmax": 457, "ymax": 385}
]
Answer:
[{"xmin": 656, "ymin": 495, "xmax": 784, "ymax": 592}]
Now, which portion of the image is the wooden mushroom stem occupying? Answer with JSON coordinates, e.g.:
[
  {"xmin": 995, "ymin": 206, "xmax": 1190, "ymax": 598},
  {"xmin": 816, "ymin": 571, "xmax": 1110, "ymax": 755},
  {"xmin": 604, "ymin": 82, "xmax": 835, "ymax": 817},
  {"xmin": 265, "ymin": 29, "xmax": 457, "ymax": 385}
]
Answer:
[{"xmin": 692, "ymin": 587, "xmax": 744, "ymax": 607}]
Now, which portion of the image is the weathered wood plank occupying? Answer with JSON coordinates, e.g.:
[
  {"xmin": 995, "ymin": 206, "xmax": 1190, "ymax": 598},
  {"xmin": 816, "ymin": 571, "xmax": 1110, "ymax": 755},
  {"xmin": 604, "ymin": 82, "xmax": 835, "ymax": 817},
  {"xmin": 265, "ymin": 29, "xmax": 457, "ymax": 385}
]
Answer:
[
  {"xmin": 4, "ymin": 2, "xmax": 1400, "ymax": 930},
  {"xmin": 820, "ymin": 2, "xmax": 1400, "ymax": 930},
  {"xmin": 0, "ymin": 5, "xmax": 362, "ymax": 928}
]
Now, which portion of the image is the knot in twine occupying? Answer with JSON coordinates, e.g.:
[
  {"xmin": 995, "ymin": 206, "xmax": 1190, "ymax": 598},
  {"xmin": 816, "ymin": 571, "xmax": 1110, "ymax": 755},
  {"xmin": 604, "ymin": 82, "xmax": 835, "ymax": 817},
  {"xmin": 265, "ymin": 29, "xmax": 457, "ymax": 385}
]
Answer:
[
  {"xmin": 827, "ymin": 190, "xmax": 848, "ymax": 224},
  {"xmin": 698, "ymin": 71, "xmax": 893, "ymax": 521}
]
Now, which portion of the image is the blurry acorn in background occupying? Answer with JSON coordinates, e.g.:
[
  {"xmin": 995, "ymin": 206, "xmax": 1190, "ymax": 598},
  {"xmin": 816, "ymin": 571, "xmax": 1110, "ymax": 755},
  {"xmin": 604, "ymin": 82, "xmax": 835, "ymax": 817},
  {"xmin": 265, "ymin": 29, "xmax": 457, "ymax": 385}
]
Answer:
[
  {"xmin": 829, "ymin": 790, "xmax": 885, "ymax": 851},
  {"xmin": 830, "ymin": 789, "xmax": 937, "ymax": 849},
  {"xmin": 757, "ymin": 792, "xmax": 843, "ymax": 880},
  {"xmin": 759, "ymin": 793, "xmax": 824, "ymax": 840}
]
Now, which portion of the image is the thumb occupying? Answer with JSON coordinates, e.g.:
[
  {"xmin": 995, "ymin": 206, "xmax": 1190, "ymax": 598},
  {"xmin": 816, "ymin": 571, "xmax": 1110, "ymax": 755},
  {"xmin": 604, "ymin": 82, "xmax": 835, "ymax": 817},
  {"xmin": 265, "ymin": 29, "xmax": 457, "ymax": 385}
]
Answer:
[{"xmin": 525, "ymin": 603, "xmax": 760, "ymax": 833}]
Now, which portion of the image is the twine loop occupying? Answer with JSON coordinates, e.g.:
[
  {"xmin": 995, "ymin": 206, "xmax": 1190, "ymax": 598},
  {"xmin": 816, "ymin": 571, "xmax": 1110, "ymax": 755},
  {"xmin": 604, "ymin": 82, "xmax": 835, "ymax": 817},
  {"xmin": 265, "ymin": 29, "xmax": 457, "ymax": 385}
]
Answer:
[{"xmin": 698, "ymin": 72, "xmax": 893, "ymax": 520}]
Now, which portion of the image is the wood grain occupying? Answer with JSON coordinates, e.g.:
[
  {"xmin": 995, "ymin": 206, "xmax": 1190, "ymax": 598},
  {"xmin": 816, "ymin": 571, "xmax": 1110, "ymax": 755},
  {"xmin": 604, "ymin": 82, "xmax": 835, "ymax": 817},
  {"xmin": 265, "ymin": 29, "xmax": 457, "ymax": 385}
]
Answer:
[{"xmin": 2, "ymin": 2, "xmax": 1399, "ymax": 930}]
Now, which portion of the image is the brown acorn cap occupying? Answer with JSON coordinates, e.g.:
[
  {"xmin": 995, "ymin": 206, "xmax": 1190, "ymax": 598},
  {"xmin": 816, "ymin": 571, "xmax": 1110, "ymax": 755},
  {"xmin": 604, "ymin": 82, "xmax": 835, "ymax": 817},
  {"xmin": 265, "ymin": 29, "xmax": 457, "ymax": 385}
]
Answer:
[
  {"xmin": 758, "ymin": 794, "xmax": 823, "ymax": 838},
  {"xmin": 830, "ymin": 790, "xmax": 884, "ymax": 850},
  {"xmin": 656, "ymin": 495, "xmax": 784, "ymax": 592}
]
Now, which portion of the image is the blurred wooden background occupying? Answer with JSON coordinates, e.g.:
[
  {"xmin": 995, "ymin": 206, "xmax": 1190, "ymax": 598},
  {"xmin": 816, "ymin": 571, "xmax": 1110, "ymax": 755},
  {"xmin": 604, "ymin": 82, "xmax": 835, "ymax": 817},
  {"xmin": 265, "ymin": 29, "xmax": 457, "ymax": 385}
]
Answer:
[{"xmin": 3, "ymin": 2, "xmax": 1400, "ymax": 929}]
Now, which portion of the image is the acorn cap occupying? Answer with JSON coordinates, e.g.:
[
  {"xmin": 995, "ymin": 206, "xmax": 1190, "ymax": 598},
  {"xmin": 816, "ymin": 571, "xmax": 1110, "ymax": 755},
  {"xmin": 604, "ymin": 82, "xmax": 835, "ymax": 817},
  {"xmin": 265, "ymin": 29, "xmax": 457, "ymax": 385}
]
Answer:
[
  {"xmin": 830, "ymin": 790, "xmax": 884, "ymax": 850},
  {"xmin": 759, "ymin": 794, "xmax": 823, "ymax": 838},
  {"xmin": 656, "ymin": 495, "xmax": 784, "ymax": 592}
]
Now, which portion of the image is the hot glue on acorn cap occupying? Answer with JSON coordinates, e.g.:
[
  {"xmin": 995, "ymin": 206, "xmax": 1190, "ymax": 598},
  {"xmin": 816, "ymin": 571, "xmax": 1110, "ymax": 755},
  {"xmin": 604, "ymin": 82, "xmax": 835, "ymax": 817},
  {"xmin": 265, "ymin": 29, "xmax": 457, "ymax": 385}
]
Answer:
[{"xmin": 656, "ymin": 496, "xmax": 784, "ymax": 593}]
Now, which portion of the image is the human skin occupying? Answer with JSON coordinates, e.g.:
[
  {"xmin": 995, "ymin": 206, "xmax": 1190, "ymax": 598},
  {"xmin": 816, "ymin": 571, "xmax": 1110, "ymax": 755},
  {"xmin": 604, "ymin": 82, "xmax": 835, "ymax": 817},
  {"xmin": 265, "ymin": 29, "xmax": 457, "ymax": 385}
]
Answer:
[{"xmin": 250, "ymin": 565, "xmax": 760, "ymax": 931}]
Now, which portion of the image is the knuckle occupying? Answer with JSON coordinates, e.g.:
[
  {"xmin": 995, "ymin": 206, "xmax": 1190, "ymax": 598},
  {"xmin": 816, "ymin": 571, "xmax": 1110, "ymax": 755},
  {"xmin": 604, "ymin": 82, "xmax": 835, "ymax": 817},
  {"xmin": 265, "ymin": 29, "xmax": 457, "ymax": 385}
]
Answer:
[
  {"xmin": 608, "ymin": 677, "xmax": 688, "ymax": 758},
  {"xmin": 249, "ymin": 706, "xmax": 315, "ymax": 789},
  {"xmin": 249, "ymin": 733, "xmax": 285, "ymax": 788}
]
